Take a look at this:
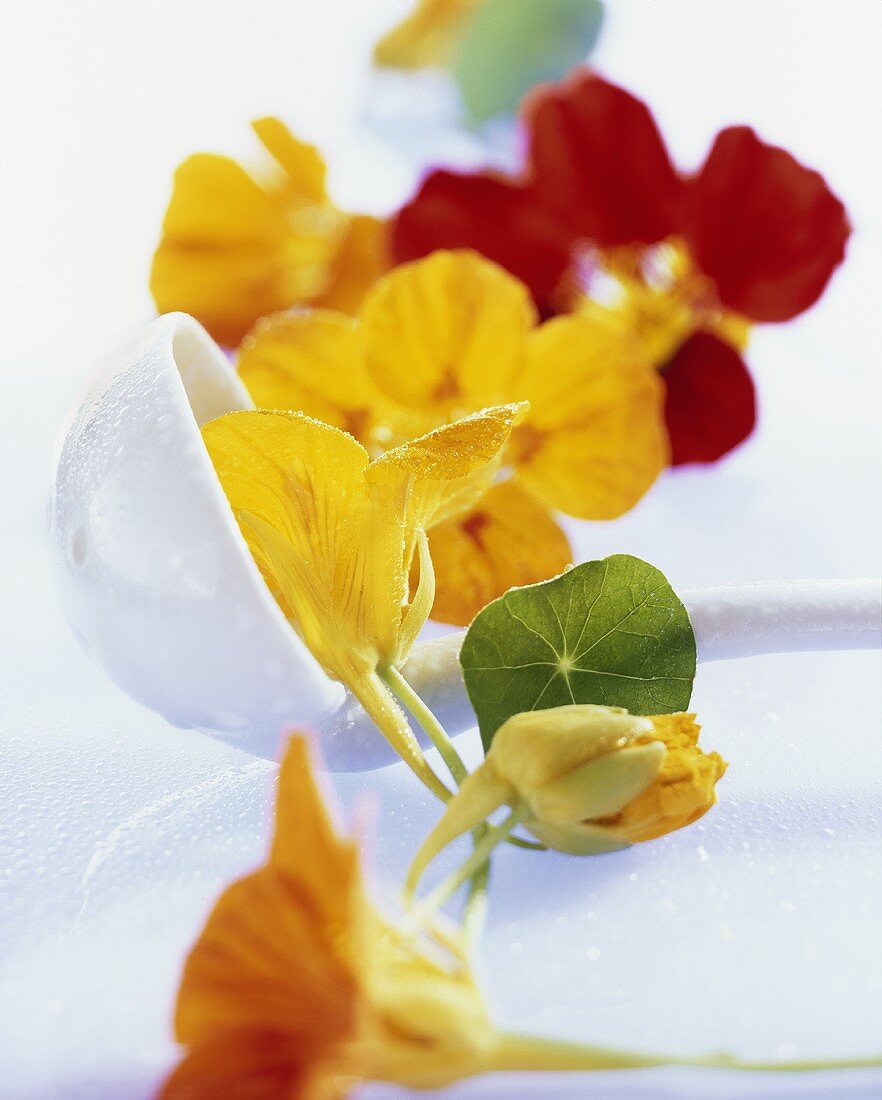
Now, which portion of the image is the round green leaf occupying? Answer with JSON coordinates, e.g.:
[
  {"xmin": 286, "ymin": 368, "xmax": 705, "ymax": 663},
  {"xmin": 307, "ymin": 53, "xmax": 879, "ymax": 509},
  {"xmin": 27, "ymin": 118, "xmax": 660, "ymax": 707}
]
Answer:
[
  {"xmin": 460, "ymin": 554, "xmax": 697, "ymax": 751},
  {"xmin": 453, "ymin": 0, "xmax": 604, "ymax": 123}
]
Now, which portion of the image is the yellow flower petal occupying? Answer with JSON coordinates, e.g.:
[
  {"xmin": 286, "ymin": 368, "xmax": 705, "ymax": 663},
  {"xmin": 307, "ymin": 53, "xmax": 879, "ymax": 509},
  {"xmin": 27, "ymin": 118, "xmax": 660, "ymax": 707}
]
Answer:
[
  {"xmin": 250, "ymin": 116, "xmax": 328, "ymax": 204},
  {"xmin": 149, "ymin": 154, "xmax": 295, "ymax": 347},
  {"xmin": 150, "ymin": 119, "xmax": 345, "ymax": 346},
  {"xmin": 424, "ymin": 481, "xmax": 573, "ymax": 626},
  {"xmin": 373, "ymin": 0, "xmax": 484, "ymax": 69},
  {"xmin": 360, "ymin": 250, "xmax": 536, "ymax": 412},
  {"xmin": 202, "ymin": 409, "xmax": 402, "ymax": 677},
  {"xmin": 237, "ymin": 309, "xmax": 380, "ymax": 441},
  {"xmin": 370, "ymin": 404, "xmax": 526, "ymax": 552},
  {"xmin": 374, "ymin": 403, "xmax": 524, "ymax": 483},
  {"xmin": 510, "ymin": 315, "xmax": 669, "ymax": 519},
  {"xmin": 317, "ymin": 213, "xmax": 391, "ymax": 316}
]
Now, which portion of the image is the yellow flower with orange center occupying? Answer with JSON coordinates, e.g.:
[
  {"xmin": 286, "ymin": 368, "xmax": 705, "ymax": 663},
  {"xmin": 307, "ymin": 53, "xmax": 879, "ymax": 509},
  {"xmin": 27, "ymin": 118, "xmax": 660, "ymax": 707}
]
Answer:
[
  {"xmin": 237, "ymin": 250, "xmax": 669, "ymax": 624},
  {"xmin": 150, "ymin": 118, "xmax": 389, "ymax": 346}
]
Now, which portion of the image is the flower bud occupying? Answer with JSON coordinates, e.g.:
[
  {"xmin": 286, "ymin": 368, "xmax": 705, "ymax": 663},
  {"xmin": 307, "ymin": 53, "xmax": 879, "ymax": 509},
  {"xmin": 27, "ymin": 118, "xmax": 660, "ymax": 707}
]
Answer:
[
  {"xmin": 494, "ymin": 705, "xmax": 727, "ymax": 854},
  {"xmin": 408, "ymin": 705, "xmax": 726, "ymax": 884}
]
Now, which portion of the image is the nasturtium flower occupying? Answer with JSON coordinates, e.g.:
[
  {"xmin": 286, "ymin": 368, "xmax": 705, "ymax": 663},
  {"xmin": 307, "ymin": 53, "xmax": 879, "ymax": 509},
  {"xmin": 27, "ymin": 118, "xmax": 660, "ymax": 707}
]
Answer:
[
  {"xmin": 159, "ymin": 736, "xmax": 500, "ymax": 1098},
  {"xmin": 150, "ymin": 117, "xmax": 389, "ymax": 346},
  {"xmin": 237, "ymin": 250, "xmax": 668, "ymax": 624},
  {"xmin": 162, "ymin": 735, "xmax": 705, "ymax": 1097},
  {"xmin": 410, "ymin": 705, "xmax": 726, "ymax": 883},
  {"xmin": 393, "ymin": 70, "xmax": 850, "ymax": 464},
  {"xmin": 202, "ymin": 402, "xmax": 522, "ymax": 796}
]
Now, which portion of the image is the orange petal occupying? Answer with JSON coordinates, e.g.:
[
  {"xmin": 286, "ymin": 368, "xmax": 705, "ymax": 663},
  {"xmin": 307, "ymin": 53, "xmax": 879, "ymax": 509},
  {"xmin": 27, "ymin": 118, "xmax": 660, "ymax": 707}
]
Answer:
[
  {"xmin": 173, "ymin": 741, "xmax": 360, "ymax": 1051},
  {"xmin": 424, "ymin": 481, "xmax": 572, "ymax": 626},
  {"xmin": 616, "ymin": 714, "xmax": 728, "ymax": 843},
  {"xmin": 317, "ymin": 214, "xmax": 391, "ymax": 316},
  {"xmin": 360, "ymin": 250, "xmax": 535, "ymax": 412},
  {"xmin": 159, "ymin": 1032, "xmax": 314, "ymax": 1100}
]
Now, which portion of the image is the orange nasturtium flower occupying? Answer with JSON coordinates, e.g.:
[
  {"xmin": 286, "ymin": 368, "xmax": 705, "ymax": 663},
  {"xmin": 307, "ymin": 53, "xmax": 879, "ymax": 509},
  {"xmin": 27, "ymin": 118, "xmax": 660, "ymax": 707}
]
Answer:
[
  {"xmin": 150, "ymin": 117, "xmax": 389, "ymax": 346},
  {"xmin": 201, "ymin": 402, "xmax": 522, "ymax": 798},
  {"xmin": 236, "ymin": 250, "xmax": 669, "ymax": 624},
  {"xmin": 159, "ymin": 736, "xmax": 497, "ymax": 1098},
  {"xmin": 373, "ymin": 0, "xmax": 484, "ymax": 69}
]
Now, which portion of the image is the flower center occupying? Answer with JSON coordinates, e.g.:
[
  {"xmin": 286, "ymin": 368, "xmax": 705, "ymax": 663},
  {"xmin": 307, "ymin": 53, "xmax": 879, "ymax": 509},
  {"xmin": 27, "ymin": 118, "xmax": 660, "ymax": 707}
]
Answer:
[{"xmin": 578, "ymin": 238, "xmax": 749, "ymax": 369}]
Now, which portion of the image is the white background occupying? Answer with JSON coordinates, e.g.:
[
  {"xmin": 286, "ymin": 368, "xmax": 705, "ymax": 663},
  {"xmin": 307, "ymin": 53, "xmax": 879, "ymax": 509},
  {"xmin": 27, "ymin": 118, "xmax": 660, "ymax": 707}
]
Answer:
[{"xmin": 1, "ymin": 2, "xmax": 881, "ymax": 1098}]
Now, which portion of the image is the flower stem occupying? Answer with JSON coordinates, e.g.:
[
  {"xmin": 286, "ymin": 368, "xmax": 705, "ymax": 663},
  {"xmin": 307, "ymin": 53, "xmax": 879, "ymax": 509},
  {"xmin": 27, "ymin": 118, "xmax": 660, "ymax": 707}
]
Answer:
[
  {"xmin": 380, "ymin": 664, "xmax": 544, "ymax": 849},
  {"xmin": 401, "ymin": 801, "xmax": 530, "ymax": 935},
  {"xmin": 486, "ymin": 1031, "xmax": 882, "ymax": 1075},
  {"xmin": 380, "ymin": 662, "xmax": 468, "ymax": 786},
  {"xmin": 462, "ymin": 851, "xmax": 490, "ymax": 948},
  {"xmin": 352, "ymin": 672, "xmax": 452, "ymax": 803}
]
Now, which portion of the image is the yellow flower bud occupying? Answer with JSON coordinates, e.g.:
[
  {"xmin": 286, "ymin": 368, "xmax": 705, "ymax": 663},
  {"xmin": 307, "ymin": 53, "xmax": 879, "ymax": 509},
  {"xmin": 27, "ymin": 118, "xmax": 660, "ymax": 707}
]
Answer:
[
  {"xmin": 495, "ymin": 705, "xmax": 726, "ymax": 854},
  {"xmin": 408, "ymin": 705, "xmax": 727, "ymax": 885}
]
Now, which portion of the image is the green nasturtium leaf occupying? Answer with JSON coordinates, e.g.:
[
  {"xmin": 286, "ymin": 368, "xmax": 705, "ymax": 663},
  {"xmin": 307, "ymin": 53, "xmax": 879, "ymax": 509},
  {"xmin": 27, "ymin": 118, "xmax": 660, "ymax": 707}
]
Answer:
[
  {"xmin": 460, "ymin": 555, "xmax": 697, "ymax": 750},
  {"xmin": 453, "ymin": 0, "xmax": 604, "ymax": 123}
]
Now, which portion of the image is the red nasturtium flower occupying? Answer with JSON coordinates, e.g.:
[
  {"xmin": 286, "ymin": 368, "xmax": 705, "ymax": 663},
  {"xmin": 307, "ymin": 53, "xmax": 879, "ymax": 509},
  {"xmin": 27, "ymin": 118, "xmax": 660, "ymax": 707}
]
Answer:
[{"xmin": 392, "ymin": 70, "xmax": 850, "ymax": 464}]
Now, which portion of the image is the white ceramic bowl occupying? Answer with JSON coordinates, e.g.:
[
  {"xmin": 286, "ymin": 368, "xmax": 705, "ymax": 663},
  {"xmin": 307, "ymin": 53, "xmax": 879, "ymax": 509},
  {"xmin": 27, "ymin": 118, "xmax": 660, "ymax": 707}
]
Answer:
[{"xmin": 48, "ymin": 313, "xmax": 346, "ymax": 759}]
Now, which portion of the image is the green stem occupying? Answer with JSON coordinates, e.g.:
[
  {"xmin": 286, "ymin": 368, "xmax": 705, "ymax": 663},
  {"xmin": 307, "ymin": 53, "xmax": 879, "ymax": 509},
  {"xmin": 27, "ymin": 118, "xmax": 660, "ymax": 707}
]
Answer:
[
  {"xmin": 485, "ymin": 1032, "xmax": 882, "ymax": 1074},
  {"xmin": 462, "ymin": 835, "xmax": 490, "ymax": 948},
  {"xmin": 352, "ymin": 672, "xmax": 452, "ymax": 803},
  {"xmin": 488, "ymin": 1032, "xmax": 677, "ymax": 1072},
  {"xmin": 507, "ymin": 834, "xmax": 547, "ymax": 851},
  {"xmin": 380, "ymin": 663, "xmax": 468, "ymax": 786},
  {"xmin": 402, "ymin": 802, "xmax": 530, "ymax": 935},
  {"xmin": 381, "ymin": 663, "xmax": 540, "ymax": 941},
  {"xmin": 381, "ymin": 664, "xmax": 544, "ymax": 850}
]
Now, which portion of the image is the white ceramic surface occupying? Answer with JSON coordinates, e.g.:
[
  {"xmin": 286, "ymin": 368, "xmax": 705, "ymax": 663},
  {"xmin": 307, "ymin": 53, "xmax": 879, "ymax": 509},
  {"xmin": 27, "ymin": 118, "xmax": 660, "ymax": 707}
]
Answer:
[{"xmin": 48, "ymin": 313, "xmax": 344, "ymax": 756}]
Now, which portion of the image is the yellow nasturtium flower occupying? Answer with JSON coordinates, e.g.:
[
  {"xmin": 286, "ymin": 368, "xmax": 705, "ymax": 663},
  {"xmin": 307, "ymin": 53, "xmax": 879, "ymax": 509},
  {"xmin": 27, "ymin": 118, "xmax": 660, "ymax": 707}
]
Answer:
[
  {"xmin": 238, "ymin": 250, "xmax": 669, "ymax": 624},
  {"xmin": 150, "ymin": 117, "xmax": 389, "ymax": 346},
  {"xmin": 409, "ymin": 705, "xmax": 727, "ymax": 884},
  {"xmin": 202, "ymin": 402, "xmax": 523, "ymax": 798},
  {"xmin": 374, "ymin": 0, "xmax": 484, "ymax": 69}
]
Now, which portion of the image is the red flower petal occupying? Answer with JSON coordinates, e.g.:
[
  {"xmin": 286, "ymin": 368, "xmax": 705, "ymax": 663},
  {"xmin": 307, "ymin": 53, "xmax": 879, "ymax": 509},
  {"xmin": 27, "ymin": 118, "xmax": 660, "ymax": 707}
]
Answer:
[
  {"xmin": 663, "ymin": 331, "xmax": 756, "ymax": 465},
  {"xmin": 684, "ymin": 126, "xmax": 850, "ymax": 322},
  {"xmin": 526, "ymin": 70, "xmax": 683, "ymax": 248},
  {"xmin": 391, "ymin": 169, "xmax": 573, "ymax": 312}
]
